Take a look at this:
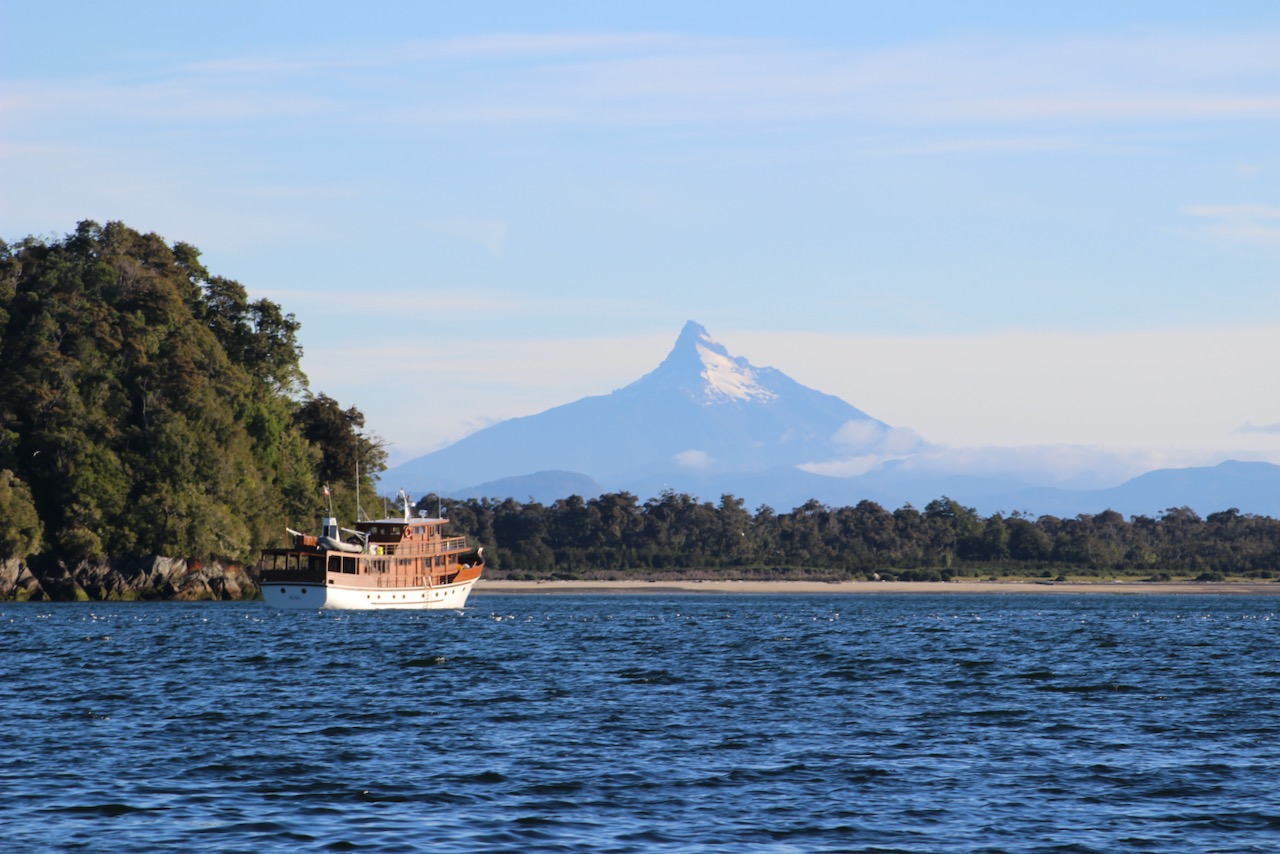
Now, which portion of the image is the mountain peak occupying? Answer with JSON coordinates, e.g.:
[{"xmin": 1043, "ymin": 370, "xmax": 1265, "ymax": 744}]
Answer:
[
  {"xmin": 674, "ymin": 319, "xmax": 711, "ymax": 346},
  {"xmin": 384, "ymin": 318, "xmax": 905, "ymax": 494},
  {"xmin": 655, "ymin": 321, "xmax": 776, "ymax": 404}
]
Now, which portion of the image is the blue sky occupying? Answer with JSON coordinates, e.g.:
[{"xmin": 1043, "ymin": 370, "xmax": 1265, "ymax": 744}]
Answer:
[{"xmin": 4, "ymin": 2, "xmax": 1279, "ymax": 476}]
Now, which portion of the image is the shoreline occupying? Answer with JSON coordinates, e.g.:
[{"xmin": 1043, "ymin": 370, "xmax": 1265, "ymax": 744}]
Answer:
[{"xmin": 474, "ymin": 579, "xmax": 1280, "ymax": 595}]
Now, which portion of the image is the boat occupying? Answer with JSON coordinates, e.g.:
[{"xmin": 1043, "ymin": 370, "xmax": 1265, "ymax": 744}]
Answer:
[{"xmin": 256, "ymin": 492, "xmax": 484, "ymax": 609}]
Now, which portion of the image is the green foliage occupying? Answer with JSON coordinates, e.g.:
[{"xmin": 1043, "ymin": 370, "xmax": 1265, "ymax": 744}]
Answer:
[
  {"xmin": 295, "ymin": 393, "xmax": 385, "ymax": 521},
  {"xmin": 432, "ymin": 491, "xmax": 1280, "ymax": 581},
  {"xmin": 0, "ymin": 469, "xmax": 43, "ymax": 558},
  {"xmin": 57, "ymin": 526, "xmax": 106, "ymax": 563},
  {"xmin": 0, "ymin": 220, "xmax": 386, "ymax": 562}
]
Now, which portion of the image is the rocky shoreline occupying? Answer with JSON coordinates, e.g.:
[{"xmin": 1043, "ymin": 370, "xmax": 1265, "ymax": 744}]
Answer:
[{"xmin": 0, "ymin": 556, "xmax": 259, "ymax": 602}]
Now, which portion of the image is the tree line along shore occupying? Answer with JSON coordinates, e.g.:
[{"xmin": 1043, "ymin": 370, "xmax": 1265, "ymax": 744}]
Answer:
[
  {"xmin": 430, "ymin": 492, "xmax": 1280, "ymax": 585},
  {"xmin": 2, "ymin": 220, "xmax": 1278, "ymax": 601}
]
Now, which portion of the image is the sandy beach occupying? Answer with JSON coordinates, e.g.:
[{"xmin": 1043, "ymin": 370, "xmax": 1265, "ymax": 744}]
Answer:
[{"xmin": 474, "ymin": 578, "xmax": 1280, "ymax": 595}]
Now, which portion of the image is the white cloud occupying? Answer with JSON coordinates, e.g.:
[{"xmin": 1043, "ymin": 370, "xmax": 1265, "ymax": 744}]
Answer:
[
  {"xmin": 832, "ymin": 420, "xmax": 884, "ymax": 447},
  {"xmin": 830, "ymin": 421, "xmax": 924, "ymax": 452},
  {"xmin": 674, "ymin": 450, "xmax": 714, "ymax": 471},
  {"xmin": 798, "ymin": 455, "xmax": 891, "ymax": 478},
  {"xmin": 879, "ymin": 427, "xmax": 927, "ymax": 456},
  {"xmin": 799, "ymin": 422, "xmax": 927, "ymax": 477}
]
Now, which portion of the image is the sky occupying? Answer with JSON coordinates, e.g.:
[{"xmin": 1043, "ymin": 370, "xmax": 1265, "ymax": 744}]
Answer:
[{"xmin": 3, "ymin": 1, "xmax": 1279, "ymax": 478}]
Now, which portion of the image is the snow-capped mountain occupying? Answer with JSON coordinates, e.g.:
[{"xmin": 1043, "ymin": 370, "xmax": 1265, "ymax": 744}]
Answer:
[
  {"xmin": 382, "ymin": 321, "xmax": 1280, "ymax": 516},
  {"xmin": 385, "ymin": 321, "xmax": 924, "ymax": 496}
]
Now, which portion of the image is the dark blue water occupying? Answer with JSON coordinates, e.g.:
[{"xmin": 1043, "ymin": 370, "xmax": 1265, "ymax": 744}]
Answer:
[{"xmin": 2, "ymin": 594, "xmax": 1279, "ymax": 852}]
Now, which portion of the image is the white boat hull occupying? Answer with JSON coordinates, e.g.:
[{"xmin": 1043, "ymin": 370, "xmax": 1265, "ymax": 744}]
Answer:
[{"xmin": 262, "ymin": 577, "xmax": 478, "ymax": 610}]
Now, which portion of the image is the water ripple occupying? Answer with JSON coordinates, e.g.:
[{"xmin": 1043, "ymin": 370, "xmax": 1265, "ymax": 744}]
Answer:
[{"xmin": 2, "ymin": 595, "xmax": 1279, "ymax": 852}]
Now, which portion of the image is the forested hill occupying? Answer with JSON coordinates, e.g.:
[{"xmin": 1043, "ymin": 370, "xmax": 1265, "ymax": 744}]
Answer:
[
  {"xmin": 0, "ymin": 220, "xmax": 383, "ymax": 569},
  {"xmin": 433, "ymin": 492, "xmax": 1280, "ymax": 582}
]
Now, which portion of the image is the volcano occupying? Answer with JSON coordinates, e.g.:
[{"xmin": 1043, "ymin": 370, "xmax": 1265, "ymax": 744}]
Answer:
[{"xmin": 383, "ymin": 321, "xmax": 921, "ymax": 499}]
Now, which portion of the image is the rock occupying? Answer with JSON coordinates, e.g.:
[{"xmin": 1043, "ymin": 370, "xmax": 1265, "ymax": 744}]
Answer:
[
  {"xmin": 172, "ymin": 559, "xmax": 259, "ymax": 601},
  {"xmin": 0, "ymin": 558, "xmax": 47, "ymax": 601},
  {"xmin": 0, "ymin": 555, "xmax": 260, "ymax": 602}
]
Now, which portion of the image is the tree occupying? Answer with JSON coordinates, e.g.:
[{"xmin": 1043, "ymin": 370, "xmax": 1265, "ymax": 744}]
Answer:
[
  {"xmin": 1007, "ymin": 516, "xmax": 1052, "ymax": 562},
  {"xmin": 924, "ymin": 496, "xmax": 980, "ymax": 568},
  {"xmin": 294, "ymin": 393, "xmax": 386, "ymax": 520},
  {"xmin": 0, "ymin": 220, "xmax": 375, "ymax": 562},
  {"xmin": 0, "ymin": 470, "xmax": 42, "ymax": 559}
]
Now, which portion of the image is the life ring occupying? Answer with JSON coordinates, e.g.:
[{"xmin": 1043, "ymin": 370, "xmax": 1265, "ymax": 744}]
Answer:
[{"xmin": 403, "ymin": 526, "xmax": 413, "ymax": 540}]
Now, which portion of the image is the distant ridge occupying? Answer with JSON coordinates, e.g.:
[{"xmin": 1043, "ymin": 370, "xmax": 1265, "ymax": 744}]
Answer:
[
  {"xmin": 447, "ymin": 471, "xmax": 606, "ymax": 505},
  {"xmin": 980, "ymin": 460, "xmax": 1280, "ymax": 519}
]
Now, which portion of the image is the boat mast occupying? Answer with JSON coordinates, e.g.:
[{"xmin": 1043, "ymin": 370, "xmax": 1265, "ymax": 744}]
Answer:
[{"xmin": 355, "ymin": 454, "xmax": 364, "ymax": 522}]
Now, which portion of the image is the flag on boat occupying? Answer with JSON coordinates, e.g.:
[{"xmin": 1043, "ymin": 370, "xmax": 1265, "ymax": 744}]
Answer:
[{"xmin": 323, "ymin": 485, "xmax": 330, "ymax": 497}]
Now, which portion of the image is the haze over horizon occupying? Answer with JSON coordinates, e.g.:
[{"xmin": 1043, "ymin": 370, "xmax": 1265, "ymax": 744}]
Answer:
[{"xmin": 3, "ymin": 2, "xmax": 1278, "ymax": 477}]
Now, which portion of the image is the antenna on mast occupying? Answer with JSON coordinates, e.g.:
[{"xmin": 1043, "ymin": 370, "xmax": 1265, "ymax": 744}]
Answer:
[{"xmin": 398, "ymin": 488, "xmax": 412, "ymax": 522}]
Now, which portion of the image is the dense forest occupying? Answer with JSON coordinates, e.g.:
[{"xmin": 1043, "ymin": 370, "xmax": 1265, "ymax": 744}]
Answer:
[
  {"xmin": 0, "ymin": 220, "xmax": 384, "ymax": 566},
  {"xmin": 423, "ymin": 492, "xmax": 1280, "ymax": 582}
]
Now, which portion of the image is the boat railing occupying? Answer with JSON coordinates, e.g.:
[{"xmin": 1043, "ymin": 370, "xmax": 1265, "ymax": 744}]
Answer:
[{"xmin": 368, "ymin": 536, "xmax": 468, "ymax": 557}]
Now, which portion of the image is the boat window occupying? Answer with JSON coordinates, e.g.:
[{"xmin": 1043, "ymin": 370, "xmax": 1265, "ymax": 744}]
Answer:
[
  {"xmin": 327, "ymin": 556, "xmax": 341, "ymax": 573},
  {"xmin": 307, "ymin": 555, "xmax": 325, "ymax": 573},
  {"xmin": 342, "ymin": 556, "xmax": 357, "ymax": 574}
]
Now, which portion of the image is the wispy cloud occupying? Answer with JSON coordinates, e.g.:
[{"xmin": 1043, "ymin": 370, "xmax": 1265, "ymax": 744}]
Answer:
[
  {"xmin": 1236, "ymin": 421, "xmax": 1280, "ymax": 435},
  {"xmin": 873, "ymin": 443, "xmax": 1227, "ymax": 489},
  {"xmin": 181, "ymin": 32, "xmax": 707, "ymax": 74},
  {"xmin": 1183, "ymin": 204, "xmax": 1280, "ymax": 248},
  {"xmin": 1, "ymin": 78, "xmax": 337, "ymax": 124},
  {"xmin": 9, "ymin": 30, "xmax": 1280, "ymax": 135},
  {"xmin": 259, "ymin": 288, "xmax": 647, "ymax": 319}
]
